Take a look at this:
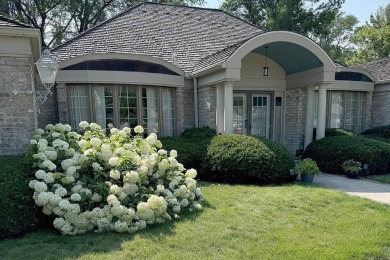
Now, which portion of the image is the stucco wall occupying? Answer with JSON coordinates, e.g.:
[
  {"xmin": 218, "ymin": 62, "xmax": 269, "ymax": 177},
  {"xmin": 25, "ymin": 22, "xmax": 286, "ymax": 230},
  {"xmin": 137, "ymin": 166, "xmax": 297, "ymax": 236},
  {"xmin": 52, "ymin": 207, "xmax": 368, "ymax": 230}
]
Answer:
[{"xmin": 0, "ymin": 55, "xmax": 35, "ymax": 155}]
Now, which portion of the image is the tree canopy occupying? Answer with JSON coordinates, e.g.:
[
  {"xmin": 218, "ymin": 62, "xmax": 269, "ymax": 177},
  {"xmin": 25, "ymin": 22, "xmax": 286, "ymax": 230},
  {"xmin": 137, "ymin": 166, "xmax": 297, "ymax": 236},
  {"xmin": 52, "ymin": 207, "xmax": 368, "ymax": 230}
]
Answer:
[{"xmin": 349, "ymin": 4, "xmax": 390, "ymax": 64}]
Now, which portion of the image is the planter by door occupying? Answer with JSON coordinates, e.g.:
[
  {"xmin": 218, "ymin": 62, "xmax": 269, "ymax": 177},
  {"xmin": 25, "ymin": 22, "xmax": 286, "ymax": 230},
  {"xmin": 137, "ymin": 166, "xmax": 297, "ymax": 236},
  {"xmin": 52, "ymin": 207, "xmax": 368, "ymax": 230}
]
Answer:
[{"xmin": 301, "ymin": 173, "xmax": 314, "ymax": 183}]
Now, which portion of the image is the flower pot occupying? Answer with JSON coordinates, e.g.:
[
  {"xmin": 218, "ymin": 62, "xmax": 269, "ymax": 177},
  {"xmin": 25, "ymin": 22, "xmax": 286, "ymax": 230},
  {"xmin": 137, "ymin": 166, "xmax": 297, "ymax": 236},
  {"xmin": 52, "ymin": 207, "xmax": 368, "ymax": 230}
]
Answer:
[{"xmin": 301, "ymin": 173, "xmax": 314, "ymax": 183}]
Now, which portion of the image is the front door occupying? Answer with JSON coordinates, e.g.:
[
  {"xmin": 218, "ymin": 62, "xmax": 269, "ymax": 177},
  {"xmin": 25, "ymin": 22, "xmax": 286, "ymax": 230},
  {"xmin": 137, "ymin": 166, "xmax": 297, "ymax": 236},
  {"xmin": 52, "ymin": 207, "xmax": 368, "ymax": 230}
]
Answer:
[{"xmin": 233, "ymin": 93, "xmax": 271, "ymax": 139}]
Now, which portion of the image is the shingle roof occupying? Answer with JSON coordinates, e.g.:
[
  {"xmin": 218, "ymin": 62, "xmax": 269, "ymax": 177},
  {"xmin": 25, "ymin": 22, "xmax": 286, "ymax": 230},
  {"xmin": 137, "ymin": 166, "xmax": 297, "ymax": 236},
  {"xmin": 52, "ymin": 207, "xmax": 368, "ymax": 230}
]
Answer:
[
  {"xmin": 52, "ymin": 3, "xmax": 264, "ymax": 74},
  {"xmin": 352, "ymin": 57, "xmax": 390, "ymax": 82},
  {"xmin": 0, "ymin": 14, "xmax": 32, "ymax": 28}
]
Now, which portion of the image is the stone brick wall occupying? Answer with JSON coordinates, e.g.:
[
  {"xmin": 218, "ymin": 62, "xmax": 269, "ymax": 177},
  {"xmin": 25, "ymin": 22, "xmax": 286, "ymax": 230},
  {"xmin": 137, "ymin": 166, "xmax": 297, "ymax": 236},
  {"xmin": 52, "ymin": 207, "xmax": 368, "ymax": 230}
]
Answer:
[
  {"xmin": 37, "ymin": 85, "xmax": 59, "ymax": 128},
  {"xmin": 0, "ymin": 56, "xmax": 35, "ymax": 155},
  {"xmin": 284, "ymin": 87, "xmax": 306, "ymax": 155},
  {"xmin": 371, "ymin": 90, "xmax": 390, "ymax": 128},
  {"xmin": 198, "ymin": 85, "xmax": 216, "ymax": 129},
  {"xmin": 176, "ymin": 80, "xmax": 195, "ymax": 135}
]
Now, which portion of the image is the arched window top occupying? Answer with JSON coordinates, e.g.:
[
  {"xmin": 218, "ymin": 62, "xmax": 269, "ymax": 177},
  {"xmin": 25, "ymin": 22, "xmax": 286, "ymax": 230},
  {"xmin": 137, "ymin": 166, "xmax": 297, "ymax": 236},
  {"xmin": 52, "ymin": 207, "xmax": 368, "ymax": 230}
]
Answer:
[
  {"xmin": 62, "ymin": 59, "xmax": 180, "ymax": 75},
  {"xmin": 335, "ymin": 72, "xmax": 373, "ymax": 82}
]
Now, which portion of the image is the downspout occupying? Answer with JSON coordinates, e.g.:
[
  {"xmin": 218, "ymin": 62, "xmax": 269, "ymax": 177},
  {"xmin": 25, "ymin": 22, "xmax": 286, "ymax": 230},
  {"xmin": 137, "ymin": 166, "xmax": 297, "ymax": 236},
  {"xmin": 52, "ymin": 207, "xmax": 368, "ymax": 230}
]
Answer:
[{"xmin": 193, "ymin": 77, "xmax": 199, "ymax": 128}]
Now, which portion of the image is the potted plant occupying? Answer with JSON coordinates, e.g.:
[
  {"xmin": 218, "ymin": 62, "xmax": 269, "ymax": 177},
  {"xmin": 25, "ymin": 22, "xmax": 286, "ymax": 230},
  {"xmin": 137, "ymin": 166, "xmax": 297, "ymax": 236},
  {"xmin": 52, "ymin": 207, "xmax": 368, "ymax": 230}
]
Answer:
[
  {"xmin": 341, "ymin": 159, "xmax": 362, "ymax": 179},
  {"xmin": 295, "ymin": 158, "xmax": 321, "ymax": 183}
]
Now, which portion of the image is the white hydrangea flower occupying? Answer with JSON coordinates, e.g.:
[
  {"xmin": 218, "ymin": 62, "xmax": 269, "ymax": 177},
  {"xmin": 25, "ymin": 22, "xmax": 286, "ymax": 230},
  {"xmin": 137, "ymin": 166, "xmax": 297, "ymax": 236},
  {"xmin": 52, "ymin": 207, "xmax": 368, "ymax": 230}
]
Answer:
[
  {"xmin": 70, "ymin": 193, "xmax": 81, "ymax": 202},
  {"xmin": 156, "ymin": 184, "xmax": 165, "ymax": 193},
  {"xmin": 90, "ymin": 137, "xmax": 102, "ymax": 147},
  {"xmin": 158, "ymin": 149, "xmax": 167, "ymax": 156},
  {"xmin": 124, "ymin": 171, "xmax": 140, "ymax": 183},
  {"xmin": 44, "ymin": 172, "xmax": 55, "ymax": 184},
  {"xmin": 79, "ymin": 121, "xmax": 89, "ymax": 129},
  {"xmin": 109, "ymin": 170, "xmax": 121, "ymax": 180},
  {"xmin": 148, "ymin": 195, "xmax": 166, "ymax": 210},
  {"xmin": 29, "ymin": 180, "xmax": 37, "ymax": 189},
  {"xmin": 46, "ymin": 124, "xmax": 55, "ymax": 131},
  {"xmin": 123, "ymin": 127, "xmax": 131, "ymax": 134},
  {"xmin": 111, "ymin": 205, "xmax": 127, "ymax": 216},
  {"xmin": 92, "ymin": 162, "xmax": 101, "ymax": 170},
  {"xmin": 43, "ymin": 151, "xmax": 57, "ymax": 161},
  {"xmin": 55, "ymin": 187, "xmax": 67, "ymax": 197},
  {"xmin": 107, "ymin": 194, "xmax": 119, "ymax": 206},
  {"xmin": 109, "ymin": 185, "xmax": 121, "ymax": 195},
  {"xmin": 90, "ymin": 123, "xmax": 101, "ymax": 130},
  {"xmin": 180, "ymin": 199, "xmax": 189, "ymax": 208},
  {"xmin": 185, "ymin": 169, "xmax": 197, "ymax": 179},
  {"xmin": 30, "ymin": 139, "xmax": 37, "ymax": 145},
  {"xmin": 169, "ymin": 150, "xmax": 177, "ymax": 158},
  {"xmin": 34, "ymin": 181, "xmax": 48, "ymax": 192},
  {"xmin": 59, "ymin": 199, "xmax": 71, "ymax": 210},
  {"xmin": 36, "ymin": 192, "xmax": 50, "ymax": 206},
  {"xmin": 91, "ymin": 193, "xmax": 102, "ymax": 202},
  {"xmin": 48, "ymin": 194, "xmax": 62, "ymax": 205},
  {"xmin": 55, "ymin": 123, "xmax": 66, "ymax": 133},
  {"xmin": 137, "ymin": 202, "xmax": 149, "ymax": 213},
  {"xmin": 168, "ymin": 157, "xmax": 177, "ymax": 167},
  {"xmin": 134, "ymin": 125, "xmax": 144, "ymax": 134},
  {"xmin": 114, "ymin": 220, "xmax": 128, "ymax": 233},
  {"xmin": 64, "ymin": 124, "xmax": 72, "ymax": 132},
  {"xmin": 52, "ymin": 132, "xmax": 60, "ymax": 138},
  {"xmin": 78, "ymin": 140, "xmax": 88, "ymax": 149},
  {"xmin": 35, "ymin": 128, "xmax": 45, "ymax": 135},
  {"xmin": 35, "ymin": 170, "xmax": 46, "ymax": 180},
  {"xmin": 53, "ymin": 217, "xmax": 66, "ymax": 229},
  {"xmin": 67, "ymin": 166, "xmax": 77, "ymax": 176},
  {"xmin": 108, "ymin": 157, "xmax": 120, "ymax": 166},
  {"xmin": 101, "ymin": 144, "xmax": 111, "ymax": 152},
  {"xmin": 146, "ymin": 133, "xmax": 157, "ymax": 145},
  {"xmin": 42, "ymin": 159, "xmax": 57, "ymax": 171},
  {"xmin": 122, "ymin": 183, "xmax": 138, "ymax": 195},
  {"xmin": 110, "ymin": 128, "xmax": 120, "ymax": 135},
  {"xmin": 67, "ymin": 132, "xmax": 78, "ymax": 138}
]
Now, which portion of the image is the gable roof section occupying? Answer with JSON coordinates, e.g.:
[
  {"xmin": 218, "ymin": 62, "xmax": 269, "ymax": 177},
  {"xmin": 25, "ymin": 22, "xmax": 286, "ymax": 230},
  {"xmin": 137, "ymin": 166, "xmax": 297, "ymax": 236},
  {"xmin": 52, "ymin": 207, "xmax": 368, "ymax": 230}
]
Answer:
[
  {"xmin": 0, "ymin": 14, "xmax": 32, "ymax": 28},
  {"xmin": 352, "ymin": 57, "xmax": 390, "ymax": 82},
  {"xmin": 52, "ymin": 3, "xmax": 264, "ymax": 74}
]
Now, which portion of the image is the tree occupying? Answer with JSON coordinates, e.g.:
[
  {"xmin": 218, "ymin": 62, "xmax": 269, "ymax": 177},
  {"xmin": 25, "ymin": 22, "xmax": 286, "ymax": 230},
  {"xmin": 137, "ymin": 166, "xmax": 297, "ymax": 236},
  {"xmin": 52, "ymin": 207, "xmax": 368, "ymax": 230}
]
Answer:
[
  {"xmin": 349, "ymin": 4, "xmax": 390, "ymax": 64},
  {"xmin": 0, "ymin": 0, "xmax": 204, "ymax": 47},
  {"xmin": 220, "ymin": 0, "xmax": 345, "ymax": 40},
  {"xmin": 317, "ymin": 12, "xmax": 358, "ymax": 64}
]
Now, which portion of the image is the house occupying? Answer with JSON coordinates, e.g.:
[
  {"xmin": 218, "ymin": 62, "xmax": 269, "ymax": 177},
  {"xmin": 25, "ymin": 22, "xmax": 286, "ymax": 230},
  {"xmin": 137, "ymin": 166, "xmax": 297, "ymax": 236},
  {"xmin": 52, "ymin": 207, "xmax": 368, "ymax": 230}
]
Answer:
[{"xmin": 0, "ymin": 3, "xmax": 379, "ymax": 156}]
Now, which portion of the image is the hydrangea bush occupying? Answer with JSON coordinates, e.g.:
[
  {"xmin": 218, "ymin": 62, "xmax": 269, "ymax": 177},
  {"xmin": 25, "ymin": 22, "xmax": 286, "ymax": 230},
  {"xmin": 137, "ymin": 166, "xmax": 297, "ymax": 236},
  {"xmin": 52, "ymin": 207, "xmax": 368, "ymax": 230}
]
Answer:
[{"xmin": 28, "ymin": 122, "xmax": 203, "ymax": 235}]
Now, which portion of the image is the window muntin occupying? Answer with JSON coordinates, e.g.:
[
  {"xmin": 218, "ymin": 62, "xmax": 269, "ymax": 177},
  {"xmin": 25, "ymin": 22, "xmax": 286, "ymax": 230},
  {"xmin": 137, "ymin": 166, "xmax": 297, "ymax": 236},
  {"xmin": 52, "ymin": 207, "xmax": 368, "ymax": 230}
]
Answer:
[
  {"xmin": 68, "ymin": 84, "xmax": 176, "ymax": 136},
  {"xmin": 328, "ymin": 91, "xmax": 366, "ymax": 132}
]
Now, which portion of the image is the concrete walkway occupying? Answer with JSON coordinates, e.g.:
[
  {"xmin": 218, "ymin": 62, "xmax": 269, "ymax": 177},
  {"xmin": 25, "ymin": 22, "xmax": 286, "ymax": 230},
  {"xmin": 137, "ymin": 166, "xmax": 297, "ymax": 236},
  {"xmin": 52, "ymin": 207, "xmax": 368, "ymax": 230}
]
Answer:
[{"xmin": 309, "ymin": 173, "xmax": 390, "ymax": 204}]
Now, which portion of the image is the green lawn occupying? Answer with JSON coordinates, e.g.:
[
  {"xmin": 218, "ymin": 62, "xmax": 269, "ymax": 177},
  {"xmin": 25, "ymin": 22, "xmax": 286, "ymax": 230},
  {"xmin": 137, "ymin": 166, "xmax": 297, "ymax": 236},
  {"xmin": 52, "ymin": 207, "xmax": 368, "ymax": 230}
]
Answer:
[
  {"xmin": 1, "ymin": 183, "xmax": 390, "ymax": 260},
  {"xmin": 367, "ymin": 174, "xmax": 390, "ymax": 184}
]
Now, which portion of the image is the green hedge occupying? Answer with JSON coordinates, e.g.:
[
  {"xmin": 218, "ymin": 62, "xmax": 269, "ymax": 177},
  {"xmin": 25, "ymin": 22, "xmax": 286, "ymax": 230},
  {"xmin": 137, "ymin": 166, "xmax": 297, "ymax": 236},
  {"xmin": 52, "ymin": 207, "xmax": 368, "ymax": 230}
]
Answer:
[
  {"xmin": 204, "ymin": 135, "xmax": 294, "ymax": 184},
  {"xmin": 257, "ymin": 138, "xmax": 296, "ymax": 182},
  {"xmin": 325, "ymin": 128, "xmax": 355, "ymax": 137},
  {"xmin": 160, "ymin": 127, "xmax": 216, "ymax": 175},
  {"xmin": 361, "ymin": 125, "xmax": 390, "ymax": 143},
  {"xmin": 0, "ymin": 156, "xmax": 37, "ymax": 239},
  {"xmin": 302, "ymin": 135, "xmax": 390, "ymax": 174}
]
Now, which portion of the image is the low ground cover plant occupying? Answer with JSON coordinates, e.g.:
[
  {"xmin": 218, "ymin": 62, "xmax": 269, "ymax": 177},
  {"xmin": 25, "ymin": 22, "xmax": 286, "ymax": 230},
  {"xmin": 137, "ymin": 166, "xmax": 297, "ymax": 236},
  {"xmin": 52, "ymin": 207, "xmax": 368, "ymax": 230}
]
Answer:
[{"xmin": 27, "ymin": 122, "xmax": 203, "ymax": 235}]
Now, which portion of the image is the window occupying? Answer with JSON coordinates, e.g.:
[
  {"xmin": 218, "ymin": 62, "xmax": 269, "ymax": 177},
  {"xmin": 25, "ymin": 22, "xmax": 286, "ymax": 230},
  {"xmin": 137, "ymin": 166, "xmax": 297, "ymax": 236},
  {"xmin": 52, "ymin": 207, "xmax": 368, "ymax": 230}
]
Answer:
[
  {"xmin": 68, "ymin": 84, "xmax": 176, "ymax": 136},
  {"xmin": 328, "ymin": 91, "xmax": 366, "ymax": 132}
]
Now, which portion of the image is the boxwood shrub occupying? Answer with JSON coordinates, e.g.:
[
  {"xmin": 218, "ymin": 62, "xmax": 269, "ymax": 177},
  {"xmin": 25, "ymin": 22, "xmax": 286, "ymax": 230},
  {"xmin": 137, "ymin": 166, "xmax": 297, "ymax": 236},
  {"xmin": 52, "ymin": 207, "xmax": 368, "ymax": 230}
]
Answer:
[
  {"xmin": 302, "ymin": 135, "xmax": 390, "ymax": 174},
  {"xmin": 204, "ymin": 135, "xmax": 294, "ymax": 184},
  {"xmin": 160, "ymin": 127, "xmax": 216, "ymax": 175},
  {"xmin": 361, "ymin": 125, "xmax": 390, "ymax": 143},
  {"xmin": 0, "ymin": 156, "xmax": 37, "ymax": 239},
  {"xmin": 257, "ymin": 138, "xmax": 296, "ymax": 183}
]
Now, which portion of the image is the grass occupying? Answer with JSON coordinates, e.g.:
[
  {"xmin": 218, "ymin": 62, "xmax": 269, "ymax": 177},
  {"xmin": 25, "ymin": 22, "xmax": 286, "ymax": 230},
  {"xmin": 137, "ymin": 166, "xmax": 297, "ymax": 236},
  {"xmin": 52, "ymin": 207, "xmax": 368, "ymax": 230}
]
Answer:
[
  {"xmin": 1, "ymin": 183, "xmax": 390, "ymax": 259},
  {"xmin": 367, "ymin": 174, "xmax": 390, "ymax": 184}
]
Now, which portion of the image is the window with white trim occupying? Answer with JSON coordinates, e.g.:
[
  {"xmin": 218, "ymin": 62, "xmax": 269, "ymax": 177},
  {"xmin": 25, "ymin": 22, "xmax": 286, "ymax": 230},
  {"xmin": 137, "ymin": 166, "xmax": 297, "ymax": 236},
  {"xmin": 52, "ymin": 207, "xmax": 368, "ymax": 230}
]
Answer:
[{"xmin": 68, "ymin": 84, "xmax": 176, "ymax": 136}]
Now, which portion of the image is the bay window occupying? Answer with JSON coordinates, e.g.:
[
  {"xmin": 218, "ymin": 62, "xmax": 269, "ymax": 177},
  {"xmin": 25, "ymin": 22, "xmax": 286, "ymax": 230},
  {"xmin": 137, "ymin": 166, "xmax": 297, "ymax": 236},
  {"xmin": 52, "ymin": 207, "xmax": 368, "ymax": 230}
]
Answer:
[{"xmin": 68, "ymin": 84, "xmax": 176, "ymax": 136}]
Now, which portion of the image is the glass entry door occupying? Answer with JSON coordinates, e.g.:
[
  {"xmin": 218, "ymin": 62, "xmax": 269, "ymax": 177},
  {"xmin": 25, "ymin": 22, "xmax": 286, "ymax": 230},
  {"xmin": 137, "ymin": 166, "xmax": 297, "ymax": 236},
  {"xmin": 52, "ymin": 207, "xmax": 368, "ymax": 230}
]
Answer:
[
  {"xmin": 251, "ymin": 94, "xmax": 271, "ymax": 138},
  {"xmin": 233, "ymin": 93, "xmax": 271, "ymax": 139}
]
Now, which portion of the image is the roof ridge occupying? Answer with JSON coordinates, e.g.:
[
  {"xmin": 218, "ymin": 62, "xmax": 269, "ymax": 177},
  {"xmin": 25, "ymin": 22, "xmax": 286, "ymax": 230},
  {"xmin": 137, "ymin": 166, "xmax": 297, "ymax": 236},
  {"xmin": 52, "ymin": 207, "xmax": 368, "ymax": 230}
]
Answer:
[{"xmin": 0, "ymin": 14, "xmax": 32, "ymax": 28}]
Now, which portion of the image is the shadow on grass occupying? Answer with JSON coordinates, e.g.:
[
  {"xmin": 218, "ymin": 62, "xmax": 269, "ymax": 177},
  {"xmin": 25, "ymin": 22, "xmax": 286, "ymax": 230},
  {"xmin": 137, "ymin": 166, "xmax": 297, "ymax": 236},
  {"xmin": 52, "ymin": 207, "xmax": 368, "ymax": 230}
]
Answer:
[{"xmin": 0, "ymin": 208, "xmax": 205, "ymax": 259}]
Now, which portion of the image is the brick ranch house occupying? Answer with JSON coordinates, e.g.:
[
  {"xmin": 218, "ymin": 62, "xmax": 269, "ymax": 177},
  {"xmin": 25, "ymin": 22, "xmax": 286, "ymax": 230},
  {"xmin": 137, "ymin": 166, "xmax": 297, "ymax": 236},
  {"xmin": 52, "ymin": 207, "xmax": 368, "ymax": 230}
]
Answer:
[{"xmin": 0, "ymin": 3, "xmax": 387, "ymax": 156}]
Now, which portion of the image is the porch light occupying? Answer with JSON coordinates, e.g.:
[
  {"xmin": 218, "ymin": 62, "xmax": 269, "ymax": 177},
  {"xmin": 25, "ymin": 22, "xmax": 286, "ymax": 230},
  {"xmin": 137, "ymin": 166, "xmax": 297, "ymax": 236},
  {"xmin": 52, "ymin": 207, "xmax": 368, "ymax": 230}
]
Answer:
[
  {"xmin": 36, "ymin": 49, "xmax": 59, "ymax": 85},
  {"xmin": 263, "ymin": 46, "xmax": 269, "ymax": 77},
  {"xmin": 33, "ymin": 49, "xmax": 59, "ymax": 116}
]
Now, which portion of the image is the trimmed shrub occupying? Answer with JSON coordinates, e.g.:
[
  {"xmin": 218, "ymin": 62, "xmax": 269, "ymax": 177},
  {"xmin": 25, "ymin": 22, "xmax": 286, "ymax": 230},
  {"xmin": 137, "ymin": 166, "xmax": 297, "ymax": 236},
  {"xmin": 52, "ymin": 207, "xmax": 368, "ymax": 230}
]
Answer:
[
  {"xmin": 361, "ymin": 125, "xmax": 390, "ymax": 143},
  {"xmin": 180, "ymin": 127, "xmax": 216, "ymax": 140},
  {"xmin": 258, "ymin": 138, "xmax": 296, "ymax": 182},
  {"xmin": 160, "ymin": 127, "xmax": 216, "ymax": 175},
  {"xmin": 204, "ymin": 135, "xmax": 277, "ymax": 184},
  {"xmin": 302, "ymin": 135, "xmax": 390, "ymax": 174},
  {"xmin": 0, "ymin": 156, "xmax": 37, "ymax": 239},
  {"xmin": 325, "ymin": 128, "xmax": 355, "ymax": 137}
]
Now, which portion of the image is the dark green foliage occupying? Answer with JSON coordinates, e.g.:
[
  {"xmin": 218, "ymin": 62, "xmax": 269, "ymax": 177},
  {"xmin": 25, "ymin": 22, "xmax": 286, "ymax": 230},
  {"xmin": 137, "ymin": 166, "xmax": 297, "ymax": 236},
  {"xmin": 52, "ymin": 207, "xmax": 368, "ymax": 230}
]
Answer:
[
  {"xmin": 258, "ymin": 138, "xmax": 296, "ymax": 182},
  {"xmin": 160, "ymin": 127, "xmax": 216, "ymax": 174},
  {"xmin": 361, "ymin": 125, "xmax": 390, "ymax": 141},
  {"xmin": 325, "ymin": 128, "xmax": 355, "ymax": 137},
  {"xmin": 180, "ymin": 127, "xmax": 216, "ymax": 140},
  {"xmin": 0, "ymin": 157, "xmax": 37, "ymax": 239},
  {"xmin": 204, "ymin": 135, "xmax": 292, "ymax": 184},
  {"xmin": 302, "ymin": 136, "xmax": 390, "ymax": 175}
]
